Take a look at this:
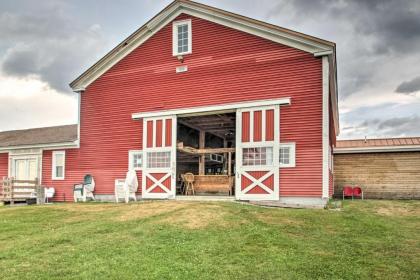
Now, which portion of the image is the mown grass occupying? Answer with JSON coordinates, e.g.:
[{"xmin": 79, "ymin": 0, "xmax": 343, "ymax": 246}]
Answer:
[{"xmin": 0, "ymin": 200, "xmax": 419, "ymax": 279}]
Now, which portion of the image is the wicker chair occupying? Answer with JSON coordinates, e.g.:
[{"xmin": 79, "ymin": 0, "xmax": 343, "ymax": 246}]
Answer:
[{"xmin": 183, "ymin": 173, "xmax": 195, "ymax": 196}]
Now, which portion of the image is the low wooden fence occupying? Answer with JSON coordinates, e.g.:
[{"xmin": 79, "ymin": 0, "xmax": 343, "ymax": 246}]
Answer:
[{"xmin": 1, "ymin": 177, "xmax": 45, "ymax": 205}]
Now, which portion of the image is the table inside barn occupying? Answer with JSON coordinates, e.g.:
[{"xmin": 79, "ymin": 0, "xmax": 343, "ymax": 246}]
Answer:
[
  {"xmin": 177, "ymin": 144, "xmax": 235, "ymax": 195},
  {"xmin": 193, "ymin": 175, "xmax": 234, "ymax": 195}
]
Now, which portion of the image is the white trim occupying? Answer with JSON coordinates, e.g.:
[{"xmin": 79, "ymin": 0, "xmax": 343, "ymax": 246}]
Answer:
[
  {"xmin": 0, "ymin": 141, "xmax": 78, "ymax": 152},
  {"xmin": 133, "ymin": 97, "xmax": 290, "ymax": 119},
  {"xmin": 322, "ymin": 56, "xmax": 329, "ymax": 198},
  {"xmin": 173, "ymin": 19, "xmax": 192, "ymax": 56},
  {"xmin": 52, "ymin": 151, "xmax": 66, "ymax": 180},
  {"xmin": 314, "ymin": 50, "xmax": 333, "ymax": 56},
  {"xmin": 261, "ymin": 110, "xmax": 266, "ymax": 143},
  {"xmin": 8, "ymin": 153, "xmax": 42, "ymax": 183},
  {"xmin": 77, "ymin": 91, "xmax": 81, "ymax": 146},
  {"xmin": 279, "ymin": 142, "xmax": 296, "ymax": 168},
  {"xmin": 70, "ymin": 1, "xmax": 333, "ymax": 90},
  {"xmin": 334, "ymin": 145, "xmax": 420, "ymax": 154},
  {"xmin": 128, "ymin": 150, "xmax": 143, "ymax": 171}
]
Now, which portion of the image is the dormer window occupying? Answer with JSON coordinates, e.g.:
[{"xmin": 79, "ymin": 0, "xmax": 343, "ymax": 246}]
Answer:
[{"xmin": 173, "ymin": 19, "xmax": 192, "ymax": 56}]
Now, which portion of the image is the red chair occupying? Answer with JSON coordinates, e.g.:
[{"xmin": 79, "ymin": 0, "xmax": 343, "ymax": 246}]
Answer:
[
  {"xmin": 342, "ymin": 186, "xmax": 353, "ymax": 200},
  {"xmin": 353, "ymin": 186, "xmax": 364, "ymax": 200}
]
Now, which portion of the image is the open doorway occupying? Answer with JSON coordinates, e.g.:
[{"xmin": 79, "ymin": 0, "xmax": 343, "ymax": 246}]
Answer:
[{"xmin": 176, "ymin": 112, "xmax": 236, "ymax": 196}]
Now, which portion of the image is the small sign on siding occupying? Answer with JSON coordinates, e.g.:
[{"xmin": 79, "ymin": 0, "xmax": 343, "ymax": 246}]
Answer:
[{"xmin": 176, "ymin": 65, "xmax": 188, "ymax": 73}]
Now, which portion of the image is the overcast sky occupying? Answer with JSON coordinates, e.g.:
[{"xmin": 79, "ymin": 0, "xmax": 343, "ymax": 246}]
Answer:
[{"xmin": 1, "ymin": 0, "xmax": 419, "ymax": 139}]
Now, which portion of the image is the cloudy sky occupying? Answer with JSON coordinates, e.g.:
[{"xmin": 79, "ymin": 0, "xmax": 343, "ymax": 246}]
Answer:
[{"xmin": 1, "ymin": 0, "xmax": 419, "ymax": 139}]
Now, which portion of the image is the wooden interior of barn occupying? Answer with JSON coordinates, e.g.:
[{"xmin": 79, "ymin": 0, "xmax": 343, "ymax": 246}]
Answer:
[{"xmin": 177, "ymin": 112, "xmax": 236, "ymax": 196}]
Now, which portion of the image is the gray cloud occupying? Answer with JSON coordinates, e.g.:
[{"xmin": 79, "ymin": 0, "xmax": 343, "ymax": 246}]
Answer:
[
  {"xmin": 396, "ymin": 76, "xmax": 420, "ymax": 94},
  {"xmin": 0, "ymin": 3, "xmax": 106, "ymax": 93},
  {"xmin": 352, "ymin": 115, "xmax": 420, "ymax": 137},
  {"xmin": 377, "ymin": 116, "xmax": 420, "ymax": 131},
  {"xmin": 265, "ymin": 0, "xmax": 420, "ymax": 99}
]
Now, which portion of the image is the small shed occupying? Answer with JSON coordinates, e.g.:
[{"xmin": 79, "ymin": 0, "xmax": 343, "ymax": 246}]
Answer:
[{"xmin": 334, "ymin": 137, "xmax": 420, "ymax": 199}]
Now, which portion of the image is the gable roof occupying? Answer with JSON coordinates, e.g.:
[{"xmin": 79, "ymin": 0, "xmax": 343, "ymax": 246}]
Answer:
[
  {"xmin": 70, "ymin": 0, "xmax": 336, "ymax": 91},
  {"xmin": 335, "ymin": 137, "xmax": 420, "ymax": 153},
  {"xmin": 0, "ymin": 125, "xmax": 78, "ymax": 150},
  {"xmin": 69, "ymin": 0, "xmax": 339, "ymax": 134}
]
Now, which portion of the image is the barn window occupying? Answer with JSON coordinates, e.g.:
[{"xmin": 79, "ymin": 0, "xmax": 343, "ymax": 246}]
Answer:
[
  {"xmin": 242, "ymin": 147, "xmax": 273, "ymax": 166},
  {"xmin": 129, "ymin": 150, "xmax": 143, "ymax": 170},
  {"xmin": 279, "ymin": 143, "xmax": 296, "ymax": 168},
  {"xmin": 173, "ymin": 19, "xmax": 192, "ymax": 56},
  {"xmin": 147, "ymin": 151, "xmax": 171, "ymax": 168},
  {"xmin": 52, "ymin": 151, "xmax": 65, "ymax": 180}
]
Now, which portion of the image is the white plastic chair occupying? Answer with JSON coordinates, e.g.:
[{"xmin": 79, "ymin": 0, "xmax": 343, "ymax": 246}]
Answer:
[
  {"xmin": 45, "ymin": 187, "xmax": 55, "ymax": 203},
  {"xmin": 73, "ymin": 175, "xmax": 95, "ymax": 202},
  {"xmin": 115, "ymin": 170, "xmax": 138, "ymax": 203},
  {"xmin": 125, "ymin": 169, "xmax": 138, "ymax": 202},
  {"xmin": 115, "ymin": 179, "xmax": 128, "ymax": 203},
  {"xmin": 84, "ymin": 177, "xmax": 95, "ymax": 201}
]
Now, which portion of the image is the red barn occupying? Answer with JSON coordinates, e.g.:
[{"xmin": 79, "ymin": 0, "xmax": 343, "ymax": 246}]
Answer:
[{"xmin": 0, "ymin": 0, "xmax": 338, "ymax": 206}]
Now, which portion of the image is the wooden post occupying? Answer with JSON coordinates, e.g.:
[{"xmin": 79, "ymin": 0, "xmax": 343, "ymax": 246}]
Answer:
[
  {"xmin": 199, "ymin": 130, "xmax": 205, "ymax": 175},
  {"xmin": 223, "ymin": 139, "xmax": 228, "ymax": 173},
  {"xmin": 228, "ymin": 152, "xmax": 232, "ymax": 176},
  {"xmin": 10, "ymin": 177, "xmax": 14, "ymax": 206},
  {"xmin": 35, "ymin": 177, "xmax": 45, "ymax": 205}
]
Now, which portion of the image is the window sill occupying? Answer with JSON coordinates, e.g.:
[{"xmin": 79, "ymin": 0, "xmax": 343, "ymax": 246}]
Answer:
[
  {"xmin": 280, "ymin": 165, "xmax": 296, "ymax": 168},
  {"xmin": 52, "ymin": 177, "xmax": 65, "ymax": 181},
  {"xmin": 173, "ymin": 51, "xmax": 192, "ymax": 57}
]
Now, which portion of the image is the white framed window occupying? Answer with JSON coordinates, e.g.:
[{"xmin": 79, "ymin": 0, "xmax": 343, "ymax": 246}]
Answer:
[
  {"xmin": 52, "ymin": 151, "xmax": 65, "ymax": 180},
  {"xmin": 129, "ymin": 150, "xmax": 143, "ymax": 171},
  {"xmin": 279, "ymin": 143, "xmax": 296, "ymax": 168},
  {"xmin": 147, "ymin": 151, "xmax": 171, "ymax": 168},
  {"xmin": 173, "ymin": 19, "xmax": 192, "ymax": 56},
  {"xmin": 243, "ymin": 147, "xmax": 273, "ymax": 166}
]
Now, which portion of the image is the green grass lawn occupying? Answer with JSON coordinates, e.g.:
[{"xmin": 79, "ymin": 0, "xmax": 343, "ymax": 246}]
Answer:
[{"xmin": 0, "ymin": 200, "xmax": 419, "ymax": 280}]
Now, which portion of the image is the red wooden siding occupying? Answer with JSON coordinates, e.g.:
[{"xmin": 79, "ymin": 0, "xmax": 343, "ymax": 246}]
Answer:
[
  {"xmin": 253, "ymin": 111, "xmax": 262, "ymax": 142},
  {"xmin": 147, "ymin": 121, "xmax": 153, "ymax": 148},
  {"xmin": 156, "ymin": 120, "xmax": 163, "ymax": 147},
  {"xmin": 242, "ymin": 112, "xmax": 250, "ymax": 142},
  {"xmin": 42, "ymin": 149, "xmax": 83, "ymax": 202},
  {"xmin": 0, "ymin": 153, "xmax": 8, "ymax": 195},
  {"xmin": 165, "ymin": 119, "xmax": 172, "ymax": 147},
  {"xmin": 44, "ymin": 13, "xmax": 325, "ymax": 200},
  {"xmin": 265, "ymin": 109, "xmax": 274, "ymax": 141},
  {"xmin": 0, "ymin": 153, "xmax": 8, "ymax": 179}
]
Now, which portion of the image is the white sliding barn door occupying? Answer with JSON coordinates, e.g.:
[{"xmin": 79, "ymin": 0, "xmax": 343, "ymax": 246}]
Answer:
[
  {"xmin": 236, "ymin": 106, "xmax": 280, "ymax": 201},
  {"xmin": 142, "ymin": 115, "xmax": 177, "ymax": 199}
]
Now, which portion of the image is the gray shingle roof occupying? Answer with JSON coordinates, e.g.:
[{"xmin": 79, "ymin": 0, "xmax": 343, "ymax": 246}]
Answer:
[{"xmin": 0, "ymin": 125, "xmax": 78, "ymax": 148}]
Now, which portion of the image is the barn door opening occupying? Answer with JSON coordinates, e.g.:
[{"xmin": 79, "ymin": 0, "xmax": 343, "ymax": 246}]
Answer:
[
  {"xmin": 236, "ymin": 106, "xmax": 279, "ymax": 200},
  {"xmin": 142, "ymin": 115, "xmax": 177, "ymax": 199}
]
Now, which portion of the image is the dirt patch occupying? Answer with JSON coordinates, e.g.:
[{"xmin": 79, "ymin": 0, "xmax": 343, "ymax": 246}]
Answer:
[
  {"xmin": 56, "ymin": 203, "xmax": 120, "ymax": 213},
  {"xmin": 375, "ymin": 202, "xmax": 420, "ymax": 217},
  {"xmin": 376, "ymin": 206, "xmax": 419, "ymax": 217},
  {"xmin": 115, "ymin": 201, "xmax": 187, "ymax": 222},
  {"xmin": 155, "ymin": 203, "xmax": 230, "ymax": 229},
  {"xmin": 254, "ymin": 212, "xmax": 304, "ymax": 226}
]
